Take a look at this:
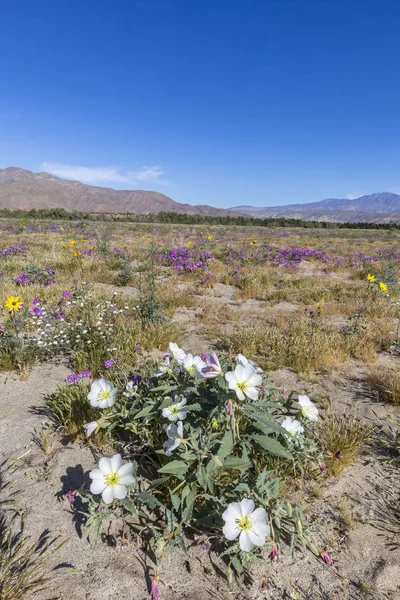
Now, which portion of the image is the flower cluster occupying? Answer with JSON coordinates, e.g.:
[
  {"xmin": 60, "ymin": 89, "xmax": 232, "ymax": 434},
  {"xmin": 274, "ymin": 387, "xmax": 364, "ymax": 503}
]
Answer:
[
  {"xmin": 78, "ymin": 341, "xmax": 322, "ymax": 583},
  {"xmin": 155, "ymin": 247, "xmax": 215, "ymax": 272}
]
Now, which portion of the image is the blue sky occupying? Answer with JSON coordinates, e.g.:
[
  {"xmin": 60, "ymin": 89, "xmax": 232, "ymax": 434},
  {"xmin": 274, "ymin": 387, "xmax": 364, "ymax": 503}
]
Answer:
[{"xmin": 1, "ymin": 0, "xmax": 399, "ymax": 208}]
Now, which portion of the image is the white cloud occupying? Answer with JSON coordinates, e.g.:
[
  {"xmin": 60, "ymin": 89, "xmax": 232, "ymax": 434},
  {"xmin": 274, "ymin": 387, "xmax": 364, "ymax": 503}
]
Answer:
[
  {"xmin": 346, "ymin": 192, "xmax": 364, "ymax": 200},
  {"xmin": 129, "ymin": 165, "xmax": 168, "ymax": 183},
  {"xmin": 41, "ymin": 162, "xmax": 168, "ymax": 186}
]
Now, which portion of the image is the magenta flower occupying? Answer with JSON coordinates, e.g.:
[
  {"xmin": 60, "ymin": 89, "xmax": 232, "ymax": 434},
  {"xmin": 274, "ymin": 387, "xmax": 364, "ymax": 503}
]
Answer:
[
  {"xmin": 202, "ymin": 353, "xmax": 223, "ymax": 378},
  {"xmin": 268, "ymin": 546, "xmax": 280, "ymax": 562},
  {"xmin": 320, "ymin": 551, "xmax": 334, "ymax": 566},
  {"xmin": 226, "ymin": 399, "xmax": 234, "ymax": 415},
  {"xmin": 151, "ymin": 578, "xmax": 160, "ymax": 599},
  {"xmin": 66, "ymin": 490, "xmax": 77, "ymax": 503},
  {"xmin": 319, "ymin": 462, "xmax": 327, "ymax": 472}
]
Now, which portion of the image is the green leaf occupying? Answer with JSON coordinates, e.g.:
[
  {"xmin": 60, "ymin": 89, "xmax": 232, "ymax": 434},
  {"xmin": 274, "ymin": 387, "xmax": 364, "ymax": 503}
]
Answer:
[
  {"xmin": 184, "ymin": 403, "xmax": 202, "ymax": 411},
  {"xmin": 222, "ymin": 456, "xmax": 252, "ymax": 471},
  {"xmin": 136, "ymin": 491, "xmax": 163, "ymax": 509},
  {"xmin": 252, "ymin": 434, "xmax": 292, "ymax": 459},
  {"xmin": 170, "ymin": 492, "xmax": 181, "ymax": 512},
  {"xmin": 182, "ymin": 485, "xmax": 197, "ymax": 521},
  {"xmin": 217, "ymin": 430, "xmax": 234, "ymax": 462},
  {"xmin": 133, "ymin": 404, "xmax": 155, "ymax": 419},
  {"xmin": 119, "ymin": 497, "xmax": 139, "ymax": 517},
  {"xmin": 158, "ymin": 460, "xmax": 189, "ymax": 476}
]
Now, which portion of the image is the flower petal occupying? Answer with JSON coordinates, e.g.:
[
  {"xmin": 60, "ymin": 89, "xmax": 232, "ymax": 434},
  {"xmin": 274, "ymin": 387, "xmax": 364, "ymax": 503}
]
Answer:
[
  {"xmin": 239, "ymin": 498, "xmax": 255, "ymax": 516},
  {"xmin": 99, "ymin": 457, "xmax": 112, "ymax": 475},
  {"xmin": 223, "ymin": 521, "xmax": 240, "ymax": 541},
  {"xmin": 239, "ymin": 530, "xmax": 254, "ymax": 552},
  {"xmin": 222, "ymin": 502, "xmax": 242, "ymax": 522},
  {"xmin": 90, "ymin": 479, "xmax": 107, "ymax": 495},
  {"xmin": 113, "ymin": 484, "xmax": 128, "ymax": 500},
  {"xmin": 118, "ymin": 462, "xmax": 134, "ymax": 477},
  {"xmin": 101, "ymin": 486, "xmax": 115, "ymax": 504},
  {"xmin": 110, "ymin": 454, "xmax": 123, "ymax": 473},
  {"xmin": 119, "ymin": 474, "xmax": 135, "ymax": 486}
]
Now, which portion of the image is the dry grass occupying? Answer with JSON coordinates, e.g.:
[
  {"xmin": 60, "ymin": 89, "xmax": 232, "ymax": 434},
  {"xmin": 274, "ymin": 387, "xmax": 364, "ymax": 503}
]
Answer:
[
  {"xmin": 316, "ymin": 413, "xmax": 372, "ymax": 476},
  {"xmin": 367, "ymin": 368, "xmax": 400, "ymax": 405}
]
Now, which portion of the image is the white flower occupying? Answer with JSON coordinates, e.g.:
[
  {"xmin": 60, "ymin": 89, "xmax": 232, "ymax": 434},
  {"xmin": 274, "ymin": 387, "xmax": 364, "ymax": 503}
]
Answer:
[
  {"xmin": 163, "ymin": 421, "xmax": 184, "ymax": 456},
  {"xmin": 298, "ymin": 395, "xmax": 319, "ymax": 422},
  {"xmin": 281, "ymin": 416, "xmax": 304, "ymax": 436},
  {"xmin": 89, "ymin": 454, "xmax": 135, "ymax": 504},
  {"xmin": 236, "ymin": 354, "xmax": 263, "ymax": 373},
  {"xmin": 83, "ymin": 421, "xmax": 98, "ymax": 437},
  {"xmin": 222, "ymin": 498, "xmax": 270, "ymax": 552},
  {"xmin": 225, "ymin": 365, "xmax": 262, "ymax": 401},
  {"xmin": 182, "ymin": 354, "xmax": 206, "ymax": 378},
  {"xmin": 162, "ymin": 397, "xmax": 187, "ymax": 422},
  {"xmin": 155, "ymin": 356, "xmax": 170, "ymax": 377},
  {"xmin": 88, "ymin": 378, "xmax": 117, "ymax": 408},
  {"xmin": 168, "ymin": 342, "xmax": 186, "ymax": 364},
  {"xmin": 123, "ymin": 381, "xmax": 138, "ymax": 398}
]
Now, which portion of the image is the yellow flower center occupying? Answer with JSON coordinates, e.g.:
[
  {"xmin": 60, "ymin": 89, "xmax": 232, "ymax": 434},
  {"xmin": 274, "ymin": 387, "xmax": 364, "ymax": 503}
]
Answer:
[
  {"xmin": 99, "ymin": 390, "xmax": 112, "ymax": 401},
  {"xmin": 237, "ymin": 381, "xmax": 249, "ymax": 392},
  {"xmin": 105, "ymin": 473, "xmax": 120, "ymax": 487},
  {"xmin": 238, "ymin": 516, "xmax": 252, "ymax": 531}
]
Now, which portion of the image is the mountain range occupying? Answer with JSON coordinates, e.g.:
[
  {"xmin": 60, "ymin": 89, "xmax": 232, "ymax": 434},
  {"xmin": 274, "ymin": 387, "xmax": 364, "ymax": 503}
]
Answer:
[
  {"xmin": 1, "ymin": 167, "xmax": 400, "ymax": 223},
  {"xmin": 230, "ymin": 192, "xmax": 400, "ymax": 223},
  {"xmin": 0, "ymin": 167, "xmax": 232, "ymax": 217}
]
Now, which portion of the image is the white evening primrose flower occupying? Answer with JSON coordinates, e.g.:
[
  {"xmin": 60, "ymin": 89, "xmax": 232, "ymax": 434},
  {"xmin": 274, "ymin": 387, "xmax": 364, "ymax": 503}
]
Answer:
[
  {"xmin": 89, "ymin": 454, "xmax": 135, "ymax": 504},
  {"xmin": 298, "ymin": 395, "xmax": 319, "ymax": 422},
  {"xmin": 123, "ymin": 381, "xmax": 138, "ymax": 398},
  {"xmin": 168, "ymin": 342, "xmax": 186, "ymax": 364},
  {"xmin": 163, "ymin": 421, "xmax": 184, "ymax": 456},
  {"xmin": 281, "ymin": 416, "xmax": 304, "ymax": 436},
  {"xmin": 83, "ymin": 421, "xmax": 98, "ymax": 437},
  {"xmin": 162, "ymin": 397, "xmax": 187, "ymax": 422},
  {"xmin": 182, "ymin": 354, "xmax": 206, "ymax": 378},
  {"xmin": 88, "ymin": 378, "xmax": 117, "ymax": 408},
  {"xmin": 236, "ymin": 353, "xmax": 263, "ymax": 373},
  {"xmin": 222, "ymin": 498, "xmax": 270, "ymax": 552},
  {"xmin": 155, "ymin": 356, "xmax": 170, "ymax": 377},
  {"xmin": 225, "ymin": 365, "xmax": 262, "ymax": 401}
]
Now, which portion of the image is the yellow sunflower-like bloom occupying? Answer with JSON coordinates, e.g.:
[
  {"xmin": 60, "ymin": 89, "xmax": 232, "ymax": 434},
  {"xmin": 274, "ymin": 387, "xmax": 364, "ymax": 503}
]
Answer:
[
  {"xmin": 5, "ymin": 296, "xmax": 23, "ymax": 312},
  {"xmin": 367, "ymin": 273, "xmax": 376, "ymax": 283},
  {"xmin": 379, "ymin": 282, "xmax": 388, "ymax": 293}
]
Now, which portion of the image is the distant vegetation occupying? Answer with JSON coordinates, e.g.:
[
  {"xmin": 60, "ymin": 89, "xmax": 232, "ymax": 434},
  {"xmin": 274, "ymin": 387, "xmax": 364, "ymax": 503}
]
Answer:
[{"xmin": 1, "ymin": 206, "xmax": 400, "ymax": 230}]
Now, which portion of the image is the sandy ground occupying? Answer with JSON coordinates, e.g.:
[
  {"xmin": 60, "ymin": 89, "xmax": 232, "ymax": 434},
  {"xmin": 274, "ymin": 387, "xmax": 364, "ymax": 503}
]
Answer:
[{"xmin": 1, "ymin": 354, "xmax": 399, "ymax": 600}]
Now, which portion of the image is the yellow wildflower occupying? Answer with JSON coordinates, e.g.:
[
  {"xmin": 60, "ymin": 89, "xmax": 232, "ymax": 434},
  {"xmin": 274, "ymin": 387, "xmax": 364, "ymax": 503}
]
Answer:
[
  {"xmin": 81, "ymin": 239, "xmax": 87, "ymax": 243},
  {"xmin": 379, "ymin": 282, "xmax": 388, "ymax": 293},
  {"xmin": 5, "ymin": 296, "xmax": 23, "ymax": 312},
  {"xmin": 187, "ymin": 241, "xmax": 192, "ymax": 246},
  {"xmin": 207, "ymin": 235, "xmax": 212, "ymax": 241},
  {"xmin": 367, "ymin": 273, "xmax": 376, "ymax": 283}
]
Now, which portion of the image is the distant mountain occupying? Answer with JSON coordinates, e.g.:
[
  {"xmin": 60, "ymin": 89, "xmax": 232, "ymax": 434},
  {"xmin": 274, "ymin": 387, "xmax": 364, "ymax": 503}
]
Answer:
[
  {"xmin": 0, "ymin": 167, "xmax": 232, "ymax": 217},
  {"xmin": 231, "ymin": 192, "xmax": 400, "ymax": 223}
]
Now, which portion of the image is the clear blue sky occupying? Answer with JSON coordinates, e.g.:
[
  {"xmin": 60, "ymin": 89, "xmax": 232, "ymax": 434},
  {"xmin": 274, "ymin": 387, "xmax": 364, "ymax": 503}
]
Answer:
[{"xmin": 1, "ymin": 0, "xmax": 399, "ymax": 208}]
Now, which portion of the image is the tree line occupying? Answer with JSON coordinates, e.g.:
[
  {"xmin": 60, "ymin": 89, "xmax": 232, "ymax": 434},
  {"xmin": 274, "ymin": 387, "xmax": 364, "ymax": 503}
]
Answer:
[{"xmin": 0, "ymin": 206, "xmax": 399, "ymax": 230}]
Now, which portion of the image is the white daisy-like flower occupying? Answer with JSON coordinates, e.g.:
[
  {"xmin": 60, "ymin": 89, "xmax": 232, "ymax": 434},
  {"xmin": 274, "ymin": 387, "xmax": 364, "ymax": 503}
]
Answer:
[
  {"xmin": 236, "ymin": 353, "xmax": 263, "ymax": 373},
  {"xmin": 298, "ymin": 395, "xmax": 319, "ymax": 422},
  {"xmin": 225, "ymin": 365, "xmax": 262, "ymax": 401},
  {"xmin": 222, "ymin": 498, "xmax": 270, "ymax": 552},
  {"xmin": 163, "ymin": 421, "xmax": 184, "ymax": 456},
  {"xmin": 281, "ymin": 416, "xmax": 304, "ymax": 436},
  {"xmin": 162, "ymin": 397, "xmax": 187, "ymax": 422},
  {"xmin": 88, "ymin": 378, "xmax": 117, "ymax": 408},
  {"xmin": 182, "ymin": 353, "xmax": 206, "ymax": 378},
  {"xmin": 168, "ymin": 342, "xmax": 186, "ymax": 364},
  {"xmin": 89, "ymin": 454, "xmax": 135, "ymax": 504}
]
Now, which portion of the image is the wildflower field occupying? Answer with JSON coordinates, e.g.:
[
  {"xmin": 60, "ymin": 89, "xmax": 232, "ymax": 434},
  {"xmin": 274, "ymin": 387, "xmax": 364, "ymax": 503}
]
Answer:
[{"xmin": 0, "ymin": 218, "xmax": 399, "ymax": 600}]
